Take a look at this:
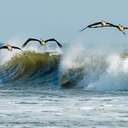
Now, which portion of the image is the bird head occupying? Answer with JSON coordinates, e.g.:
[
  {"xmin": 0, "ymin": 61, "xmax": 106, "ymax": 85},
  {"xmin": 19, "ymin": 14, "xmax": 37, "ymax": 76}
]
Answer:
[
  {"xmin": 41, "ymin": 40, "xmax": 46, "ymax": 45},
  {"xmin": 118, "ymin": 24, "xmax": 124, "ymax": 31},
  {"xmin": 119, "ymin": 24, "xmax": 123, "ymax": 27},
  {"xmin": 8, "ymin": 45, "xmax": 12, "ymax": 51},
  {"xmin": 101, "ymin": 20, "xmax": 106, "ymax": 26}
]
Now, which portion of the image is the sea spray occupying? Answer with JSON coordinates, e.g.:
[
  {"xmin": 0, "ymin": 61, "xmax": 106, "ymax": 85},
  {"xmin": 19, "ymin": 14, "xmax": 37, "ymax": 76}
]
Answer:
[{"xmin": 86, "ymin": 54, "xmax": 128, "ymax": 91}]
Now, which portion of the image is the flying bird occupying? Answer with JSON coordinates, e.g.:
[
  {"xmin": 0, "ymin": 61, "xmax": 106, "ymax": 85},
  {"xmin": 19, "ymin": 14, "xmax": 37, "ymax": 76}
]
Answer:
[
  {"xmin": 80, "ymin": 20, "xmax": 115, "ymax": 31},
  {"xmin": 22, "ymin": 38, "xmax": 63, "ymax": 48},
  {"xmin": 106, "ymin": 24, "xmax": 128, "ymax": 35},
  {"xmin": 0, "ymin": 45, "xmax": 23, "ymax": 51}
]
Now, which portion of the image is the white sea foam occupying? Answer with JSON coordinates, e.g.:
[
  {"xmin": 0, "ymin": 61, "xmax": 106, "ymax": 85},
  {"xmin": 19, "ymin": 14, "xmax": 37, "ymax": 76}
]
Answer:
[
  {"xmin": 60, "ymin": 42, "xmax": 87, "ymax": 71},
  {"xmin": 60, "ymin": 39, "xmax": 128, "ymax": 91},
  {"xmin": 86, "ymin": 54, "xmax": 128, "ymax": 91},
  {"xmin": 1, "ymin": 36, "xmax": 128, "ymax": 91}
]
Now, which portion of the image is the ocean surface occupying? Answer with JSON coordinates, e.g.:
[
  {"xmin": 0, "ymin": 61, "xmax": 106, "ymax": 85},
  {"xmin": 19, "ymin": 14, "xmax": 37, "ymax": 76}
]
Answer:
[{"xmin": 0, "ymin": 44, "xmax": 128, "ymax": 128}]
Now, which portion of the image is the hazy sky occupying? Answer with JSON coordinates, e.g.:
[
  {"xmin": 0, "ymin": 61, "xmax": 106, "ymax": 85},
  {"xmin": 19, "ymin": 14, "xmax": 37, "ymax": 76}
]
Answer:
[{"xmin": 0, "ymin": 0, "xmax": 128, "ymax": 49}]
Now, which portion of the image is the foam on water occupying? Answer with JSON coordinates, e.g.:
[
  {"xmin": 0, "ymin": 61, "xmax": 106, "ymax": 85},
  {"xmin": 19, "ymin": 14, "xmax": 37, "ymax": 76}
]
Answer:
[
  {"xmin": 60, "ymin": 43, "xmax": 87, "ymax": 71},
  {"xmin": 1, "ymin": 37, "xmax": 128, "ymax": 91},
  {"xmin": 59, "ymin": 39, "xmax": 128, "ymax": 91},
  {"xmin": 86, "ymin": 54, "xmax": 128, "ymax": 91}
]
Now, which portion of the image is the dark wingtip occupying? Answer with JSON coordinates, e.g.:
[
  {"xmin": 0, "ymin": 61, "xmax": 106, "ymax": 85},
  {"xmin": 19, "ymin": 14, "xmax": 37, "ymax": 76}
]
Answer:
[
  {"xmin": 54, "ymin": 39, "xmax": 62, "ymax": 48},
  {"xmin": 58, "ymin": 43, "xmax": 63, "ymax": 48},
  {"xmin": 79, "ymin": 27, "xmax": 88, "ymax": 32},
  {"xmin": 22, "ymin": 44, "xmax": 25, "ymax": 48},
  {"xmin": 79, "ymin": 29, "xmax": 84, "ymax": 32}
]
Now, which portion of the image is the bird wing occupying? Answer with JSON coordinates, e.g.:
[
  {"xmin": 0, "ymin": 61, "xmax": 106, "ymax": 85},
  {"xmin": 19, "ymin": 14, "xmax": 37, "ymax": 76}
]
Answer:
[
  {"xmin": 106, "ymin": 23, "xmax": 118, "ymax": 27},
  {"xmin": 90, "ymin": 24, "xmax": 117, "ymax": 28},
  {"xmin": 88, "ymin": 22, "xmax": 101, "ymax": 27},
  {"xmin": 124, "ymin": 26, "xmax": 128, "ymax": 29},
  {"xmin": 45, "ymin": 38, "xmax": 62, "ymax": 48},
  {"xmin": 0, "ymin": 46, "xmax": 8, "ymax": 50},
  {"xmin": 80, "ymin": 22, "xmax": 101, "ymax": 31},
  {"xmin": 11, "ymin": 46, "xmax": 23, "ymax": 52},
  {"xmin": 22, "ymin": 38, "xmax": 41, "ymax": 47},
  {"xmin": 91, "ymin": 22, "xmax": 118, "ymax": 28}
]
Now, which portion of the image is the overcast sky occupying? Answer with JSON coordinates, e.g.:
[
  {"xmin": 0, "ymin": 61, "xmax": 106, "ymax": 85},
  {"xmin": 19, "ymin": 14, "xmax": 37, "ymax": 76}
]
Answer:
[{"xmin": 0, "ymin": 0, "xmax": 128, "ymax": 50}]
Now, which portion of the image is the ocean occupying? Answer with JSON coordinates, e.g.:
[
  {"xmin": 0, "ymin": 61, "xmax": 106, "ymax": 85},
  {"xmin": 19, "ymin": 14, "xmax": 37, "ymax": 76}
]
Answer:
[{"xmin": 0, "ymin": 44, "xmax": 128, "ymax": 128}]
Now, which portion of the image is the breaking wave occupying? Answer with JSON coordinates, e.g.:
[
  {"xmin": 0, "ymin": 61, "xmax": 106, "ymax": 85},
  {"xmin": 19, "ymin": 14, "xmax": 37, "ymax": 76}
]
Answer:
[{"xmin": 0, "ymin": 39, "xmax": 128, "ymax": 91}]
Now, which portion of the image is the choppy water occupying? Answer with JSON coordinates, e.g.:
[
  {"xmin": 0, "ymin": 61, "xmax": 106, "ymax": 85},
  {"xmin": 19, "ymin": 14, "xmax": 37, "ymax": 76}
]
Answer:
[
  {"xmin": 0, "ymin": 42, "xmax": 128, "ymax": 127},
  {"xmin": 0, "ymin": 88, "xmax": 128, "ymax": 128}
]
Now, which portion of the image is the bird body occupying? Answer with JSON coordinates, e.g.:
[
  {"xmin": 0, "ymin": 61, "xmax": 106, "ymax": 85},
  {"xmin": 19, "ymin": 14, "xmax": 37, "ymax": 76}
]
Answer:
[
  {"xmin": 22, "ymin": 38, "xmax": 62, "ymax": 48},
  {"xmin": 0, "ymin": 44, "xmax": 23, "ymax": 51},
  {"xmin": 101, "ymin": 21, "xmax": 107, "ymax": 26},
  {"xmin": 119, "ymin": 25, "xmax": 124, "ymax": 31},
  {"xmin": 80, "ymin": 20, "xmax": 128, "ymax": 35},
  {"xmin": 80, "ymin": 20, "xmax": 113, "ymax": 31},
  {"xmin": 118, "ymin": 25, "xmax": 128, "ymax": 31},
  {"xmin": 40, "ymin": 40, "xmax": 46, "ymax": 45},
  {"xmin": 106, "ymin": 24, "xmax": 128, "ymax": 34},
  {"xmin": 8, "ymin": 45, "xmax": 13, "ymax": 51}
]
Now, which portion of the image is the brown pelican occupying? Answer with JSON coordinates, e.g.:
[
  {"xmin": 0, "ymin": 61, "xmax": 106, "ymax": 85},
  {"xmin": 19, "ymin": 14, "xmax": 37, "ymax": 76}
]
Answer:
[
  {"xmin": 0, "ymin": 45, "xmax": 23, "ymax": 51},
  {"xmin": 22, "ymin": 38, "xmax": 63, "ymax": 48},
  {"xmin": 107, "ymin": 24, "xmax": 128, "ymax": 35},
  {"xmin": 80, "ymin": 20, "xmax": 115, "ymax": 31}
]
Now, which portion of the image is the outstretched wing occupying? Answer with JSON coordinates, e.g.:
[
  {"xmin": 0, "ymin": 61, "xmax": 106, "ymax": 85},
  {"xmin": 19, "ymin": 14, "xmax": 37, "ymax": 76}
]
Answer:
[
  {"xmin": 124, "ymin": 26, "xmax": 128, "ymax": 29},
  {"xmin": 80, "ymin": 22, "xmax": 101, "ymax": 31},
  {"xmin": 45, "ymin": 38, "xmax": 63, "ymax": 48},
  {"xmin": 90, "ymin": 23, "xmax": 118, "ymax": 28},
  {"xmin": 12, "ymin": 46, "xmax": 23, "ymax": 52},
  {"xmin": 105, "ymin": 23, "xmax": 118, "ymax": 28},
  {"xmin": 0, "ymin": 46, "xmax": 8, "ymax": 50},
  {"xmin": 22, "ymin": 38, "xmax": 41, "ymax": 47}
]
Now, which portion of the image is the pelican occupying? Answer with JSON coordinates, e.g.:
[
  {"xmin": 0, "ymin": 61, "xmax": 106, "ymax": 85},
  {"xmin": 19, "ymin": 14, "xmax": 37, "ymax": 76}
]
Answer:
[
  {"xmin": 80, "ymin": 20, "xmax": 115, "ymax": 31},
  {"xmin": 108, "ymin": 24, "xmax": 128, "ymax": 35},
  {"xmin": 22, "ymin": 38, "xmax": 63, "ymax": 48},
  {"xmin": 0, "ymin": 44, "xmax": 23, "ymax": 51}
]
